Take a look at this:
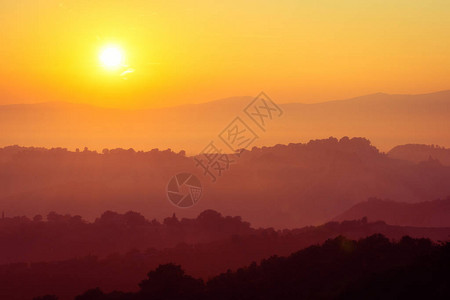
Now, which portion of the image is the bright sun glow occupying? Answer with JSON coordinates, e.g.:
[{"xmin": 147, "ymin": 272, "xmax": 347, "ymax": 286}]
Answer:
[{"xmin": 99, "ymin": 46, "xmax": 124, "ymax": 69}]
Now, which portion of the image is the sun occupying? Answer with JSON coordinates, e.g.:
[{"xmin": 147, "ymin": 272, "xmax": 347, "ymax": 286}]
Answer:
[{"xmin": 99, "ymin": 46, "xmax": 124, "ymax": 69}]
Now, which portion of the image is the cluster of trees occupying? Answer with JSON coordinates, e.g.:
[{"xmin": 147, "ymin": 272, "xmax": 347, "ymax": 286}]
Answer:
[
  {"xmin": 0, "ymin": 145, "xmax": 186, "ymax": 157},
  {"xmin": 33, "ymin": 234, "xmax": 450, "ymax": 300}
]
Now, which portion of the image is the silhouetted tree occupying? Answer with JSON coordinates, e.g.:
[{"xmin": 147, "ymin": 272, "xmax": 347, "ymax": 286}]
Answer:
[
  {"xmin": 74, "ymin": 288, "xmax": 105, "ymax": 300},
  {"xmin": 138, "ymin": 264, "xmax": 205, "ymax": 300},
  {"xmin": 33, "ymin": 295, "xmax": 58, "ymax": 300}
]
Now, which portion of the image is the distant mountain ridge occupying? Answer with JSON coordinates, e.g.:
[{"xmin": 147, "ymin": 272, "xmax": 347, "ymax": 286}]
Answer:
[{"xmin": 0, "ymin": 90, "xmax": 449, "ymax": 153}]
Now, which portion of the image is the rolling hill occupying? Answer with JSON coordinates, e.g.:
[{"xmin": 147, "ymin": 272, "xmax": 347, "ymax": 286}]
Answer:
[{"xmin": 334, "ymin": 197, "xmax": 450, "ymax": 227}]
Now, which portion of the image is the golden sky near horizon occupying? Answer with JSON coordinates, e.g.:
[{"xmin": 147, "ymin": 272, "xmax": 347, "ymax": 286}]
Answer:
[{"xmin": 1, "ymin": 0, "xmax": 449, "ymax": 108}]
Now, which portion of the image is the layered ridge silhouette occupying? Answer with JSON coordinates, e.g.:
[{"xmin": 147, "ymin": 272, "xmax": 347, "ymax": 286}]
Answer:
[
  {"xmin": 28, "ymin": 234, "xmax": 450, "ymax": 300},
  {"xmin": 2, "ymin": 209, "xmax": 450, "ymax": 266},
  {"xmin": 1, "ymin": 137, "xmax": 450, "ymax": 228},
  {"xmin": 1, "ymin": 210, "xmax": 450, "ymax": 300}
]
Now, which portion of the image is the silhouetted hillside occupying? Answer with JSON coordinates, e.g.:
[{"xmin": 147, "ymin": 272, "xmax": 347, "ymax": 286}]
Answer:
[
  {"xmin": 388, "ymin": 144, "xmax": 450, "ymax": 165},
  {"xmin": 334, "ymin": 197, "xmax": 450, "ymax": 227},
  {"xmin": 33, "ymin": 235, "xmax": 450, "ymax": 300},
  {"xmin": 0, "ymin": 210, "xmax": 252, "ymax": 264},
  {"xmin": 2, "ymin": 211, "xmax": 450, "ymax": 300},
  {"xmin": 2, "ymin": 137, "xmax": 450, "ymax": 228}
]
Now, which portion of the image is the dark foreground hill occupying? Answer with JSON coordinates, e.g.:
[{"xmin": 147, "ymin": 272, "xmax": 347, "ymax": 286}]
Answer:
[
  {"xmin": 334, "ymin": 197, "xmax": 450, "ymax": 227},
  {"xmin": 2, "ymin": 210, "xmax": 450, "ymax": 300},
  {"xmin": 34, "ymin": 235, "xmax": 450, "ymax": 300}
]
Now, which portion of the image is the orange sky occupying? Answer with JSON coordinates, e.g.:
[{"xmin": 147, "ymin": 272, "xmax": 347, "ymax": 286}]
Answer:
[{"xmin": 1, "ymin": 0, "xmax": 449, "ymax": 108}]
